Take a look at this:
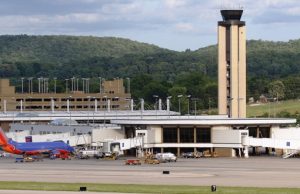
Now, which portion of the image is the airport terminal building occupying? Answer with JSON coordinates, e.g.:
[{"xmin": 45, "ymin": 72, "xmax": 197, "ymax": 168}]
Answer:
[{"xmin": 111, "ymin": 116, "xmax": 296, "ymax": 157}]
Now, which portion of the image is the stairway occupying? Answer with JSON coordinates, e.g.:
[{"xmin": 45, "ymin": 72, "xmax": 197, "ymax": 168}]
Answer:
[{"xmin": 282, "ymin": 149, "xmax": 299, "ymax": 159}]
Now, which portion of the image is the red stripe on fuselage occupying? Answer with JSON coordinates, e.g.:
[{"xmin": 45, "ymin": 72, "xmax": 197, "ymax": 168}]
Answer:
[{"xmin": 2, "ymin": 144, "xmax": 22, "ymax": 155}]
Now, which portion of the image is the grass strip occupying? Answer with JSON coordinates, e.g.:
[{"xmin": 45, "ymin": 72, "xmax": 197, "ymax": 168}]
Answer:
[{"xmin": 0, "ymin": 181, "xmax": 299, "ymax": 194}]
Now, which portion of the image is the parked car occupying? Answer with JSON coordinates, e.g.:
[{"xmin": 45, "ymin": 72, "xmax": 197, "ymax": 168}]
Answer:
[
  {"xmin": 155, "ymin": 152, "xmax": 177, "ymax": 162},
  {"xmin": 182, "ymin": 152, "xmax": 203, "ymax": 158},
  {"xmin": 182, "ymin": 152, "xmax": 194, "ymax": 158}
]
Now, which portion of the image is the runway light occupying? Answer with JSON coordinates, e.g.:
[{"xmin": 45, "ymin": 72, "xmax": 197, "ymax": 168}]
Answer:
[
  {"xmin": 162, "ymin": 171, "xmax": 170, "ymax": 174},
  {"xmin": 211, "ymin": 185, "xmax": 217, "ymax": 192},
  {"xmin": 79, "ymin": 186, "xmax": 87, "ymax": 192}
]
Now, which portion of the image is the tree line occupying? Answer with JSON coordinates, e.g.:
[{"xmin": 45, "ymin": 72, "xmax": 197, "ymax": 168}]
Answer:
[{"xmin": 1, "ymin": 35, "xmax": 300, "ymax": 116}]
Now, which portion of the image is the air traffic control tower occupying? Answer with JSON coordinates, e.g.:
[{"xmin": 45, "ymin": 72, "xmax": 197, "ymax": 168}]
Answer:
[{"xmin": 218, "ymin": 10, "xmax": 246, "ymax": 118}]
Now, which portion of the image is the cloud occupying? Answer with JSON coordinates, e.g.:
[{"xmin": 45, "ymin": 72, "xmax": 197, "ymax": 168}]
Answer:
[
  {"xmin": 0, "ymin": 0, "xmax": 300, "ymax": 50},
  {"xmin": 175, "ymin": 22, "xmax": 194, "ymax": 32},
  {"xmin": 164, "ymin": 0, "xmax": 187, "ymax": 9}
]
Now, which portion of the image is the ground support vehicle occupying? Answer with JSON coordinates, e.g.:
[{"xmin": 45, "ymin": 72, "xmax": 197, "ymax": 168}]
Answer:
[
  {"xmin": 15, "ymin": 156, "xmax": 43, "ymax": 162},
  {"xmin": 155, "ymin": 153, "xmax": 177, "ymax": 162},
  {"xmin": 15, "ymin": 157, "xmax": 24, "ymax": 162},
  {"xmin": 203, "ymin": 150, "xmax": 218, "ymax": 158},
  {"xmin": 182, "ymin": 152, "xmax": 202, "ymax": 158},
  {"xmin": 143, "ymin": 152, "xmax": 160, "ymax": 164},
  {"xmin": 125, "ymin": 159, "xmax": 141, "ymax": 165},
  {"xmin": 103, "ymin": 152, "xmax": 117, "ymax": 160}
]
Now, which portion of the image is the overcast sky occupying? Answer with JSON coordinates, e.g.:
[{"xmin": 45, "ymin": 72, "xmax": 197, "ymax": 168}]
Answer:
[{"xmin": 1, "ymin": 0, "xmax": 300, "ymax": 51}]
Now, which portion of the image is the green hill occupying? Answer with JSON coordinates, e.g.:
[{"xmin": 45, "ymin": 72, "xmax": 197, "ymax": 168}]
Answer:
[
  {"xmin": 0, "ymin": 35, "xmax": 169, "ymax": 64},
  {"xmin": 194, "ymin": 39, "xmax": 300, "ymax": 78}
]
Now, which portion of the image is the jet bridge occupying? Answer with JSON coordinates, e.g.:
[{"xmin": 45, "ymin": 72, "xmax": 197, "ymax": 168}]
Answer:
[
  {"xmin": 242, "ymin": 136, "xmax": 300, "ymax": 158},
  {"xmin": 212, "ymin": 127, "xmax": 300, "ymax": 158},
  {"xmin": 100, "ymin": 136, "xmax": 144, "ymax": 156}
]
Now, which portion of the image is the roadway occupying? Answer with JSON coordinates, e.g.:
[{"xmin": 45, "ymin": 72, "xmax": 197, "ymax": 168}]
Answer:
[{"xmin": 0, "ymin": 157, "xmax": 299, "ymax": 188}]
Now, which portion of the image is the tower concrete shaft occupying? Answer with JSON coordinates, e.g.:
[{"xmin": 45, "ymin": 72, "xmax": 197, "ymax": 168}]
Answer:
[{"xmin": 218, "ymin": 10, "xmax": 246, "ymax": 118}]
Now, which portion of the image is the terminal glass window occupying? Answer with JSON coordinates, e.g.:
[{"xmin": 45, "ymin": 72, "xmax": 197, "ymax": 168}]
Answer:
[
  {"xmin": 196, "ymin": 128, "xmax": 211, "ymax": 143},
  {"xmin": 180, "ymin": 128, "xmax": 194, "ymax": 143},
  {"xmin": 248, "ymin": 127, "xmax": 257, "ymax": 137},
  {"xmin": 163, "ymin": 128, "xmax": 177, "ymax": 143},
  {"xmin": 112, "ymin": 105, "xmax": 119, "ymax": 109},
  {"xmin": 259, "ymin": 127, "xmax": 270, "ymax": 138}
]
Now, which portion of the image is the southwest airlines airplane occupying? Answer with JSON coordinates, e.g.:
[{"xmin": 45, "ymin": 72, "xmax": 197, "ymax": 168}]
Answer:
[{"xmin": 0, "ymin": 127, "xmax": 74, "ymax": 158}]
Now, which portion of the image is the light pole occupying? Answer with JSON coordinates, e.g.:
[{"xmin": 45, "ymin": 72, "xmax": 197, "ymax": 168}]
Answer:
[
  {"xmin": 114, "ymin": 97, "xmax": 119, "ymax": 118},
  {"xmin": 186, "ymin": 95, "xmax": 191, "ymax": 116},
  {"xmin": 82, "ymin": 78, "xmax": 85, "ymax": 93},
  {"xmin": 92, "ymin": 97, "xmax": 96, "ymax": 125},
  {"xmin": 71, "ymin": 77, "xmax": 75, "ymax": 93},
  {"xmin": 28, "ymin": 77, "xmax": 33, "ymax": 93},
  {"xmin": 65, "ymin": 79, "xmax": 69, "ymax": 93},
  {"xmin": 208, "ymin": 97, "xmax": 211, "ymax": 113},
  {"xmin": 38, "ymin": 77, "xmax": 42, "ymax": 93},
  {"xmin": 103, "ymin": 96, "xmax": 107, "ymax": 126},
  {"xmin": 53, "ymin": 77, "xmax": 57, "ymax": 94},
  {"xmin": 76, "ymin": 78, "xmax": 79, "ymax": 91},
  {"xmin": 87, "ymin": 96, "xmax": 91, "ymax": 125},
  {"xmin": 21, "ymin": 77, "xmax": 24, "ymax": 93},
  {"xmin": 177, "ymin": 95, "xmax": 183, "ymax": 115},
  {"xmin": 44, "ymin": 78, "xmax": 49, "ymax": 93},
  {"xmin": 86, "ymin": 78, "xmax": 90, "ymax": 93},
  {"xmin": 191, "ymin": 98, "xmax": 198, "ymax": 116},
  {"xmin": 126, "ymin": 77, "xmax": 130, "ymax": 93},
  {"xmin": 153, "ymin": 95, "xmax": 159, "ymax": 117},
  {"xmin": 99, "ymin": 77, "xmax": 102, "ymax": 93},
  {"xmin": 153, "ymin": 95, "xmax": 158, "ymax": 110},
  {"xmin": 167, "ymin": 96, "xmax": 172, "ymax": 117},
  {"xmin": 68, "ymin": 96, "xmax": 72, "ymax": 126}
]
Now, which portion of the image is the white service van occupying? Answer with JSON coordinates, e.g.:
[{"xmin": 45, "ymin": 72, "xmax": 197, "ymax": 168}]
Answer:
[{"xmin": 155, "ymin": 152, "xmax": 177, "ymax": 162}]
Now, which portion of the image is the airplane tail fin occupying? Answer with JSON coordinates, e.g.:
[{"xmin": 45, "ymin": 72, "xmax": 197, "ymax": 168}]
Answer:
[{"xmin": 0, "ymin": 127, "xmax": 8, "ymax": 146}]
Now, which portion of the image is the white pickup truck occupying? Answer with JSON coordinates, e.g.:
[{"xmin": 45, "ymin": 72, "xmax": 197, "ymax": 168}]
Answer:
[
  {"xmin": 155, "ymin": 152, "xmax": 177, "ymax": 162},
  {"xmin": 78, "ymin": 150, "xmax": 103, "ymax": 159}
]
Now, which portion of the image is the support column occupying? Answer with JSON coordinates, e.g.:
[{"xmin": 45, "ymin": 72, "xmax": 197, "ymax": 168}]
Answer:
[
  {"xmin": 244, "ymin": 146, "xmax": 249, "ymax": 158},
  {"xmin": 3, "ymin": 100, "xmax": 7, "ymax": 114},
  {"xmin": 20, "ymin": 100, "xmax": 23, "ymax": 113},
  {"xmin": 218, "ymin": 25, "xmax": 227, "ymax": 115},
  {"xmin": 194, "ymin": 127, "xmax": 197, "ymax": 153},
  {"xmin": 67, "ymin": 99, "xmax": 70, "ymax": 113},
  {"xmin": 130, "ymin": 99, "xmax": 134, "ymax": 112},
  {"xmin": 107, "ymin": 99, "xmax": 111, "ymax": 112},
  {"xmin": 51, "ymin": 99, "xmax": 55, "ymax": 113},
  {"xmin": 94, "ymin": 99, "xmax": 98, "ymax": 112},
  {"xmin": 141, "ymin": 99, "xmax": 144, "ymax": 112},
  {"xmin": 238, "ymin": 26, "xmax": 246, "ymax": 118},
  {"xmin": 177, "ymin": 127, "xmax": 180, "ymax": 143},
  {"xmin": 256, "ymin": 127, "xmax": 260, "ymax": 138},
  {"xmin": 158, "ymin": 99, "xmax": 162, "ymax": 110},
  {"xmin": 230, "ymin": 25, "xmax": 239, "ymax": 118}
]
